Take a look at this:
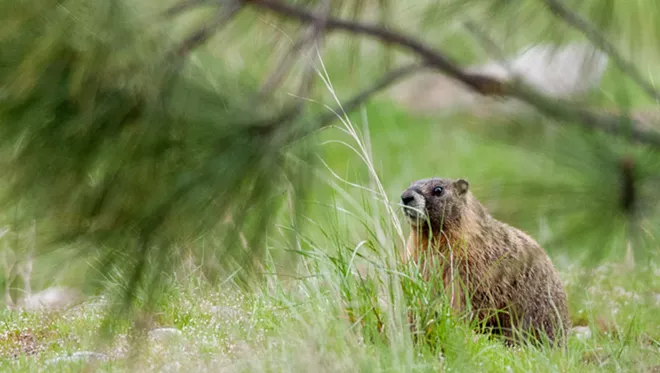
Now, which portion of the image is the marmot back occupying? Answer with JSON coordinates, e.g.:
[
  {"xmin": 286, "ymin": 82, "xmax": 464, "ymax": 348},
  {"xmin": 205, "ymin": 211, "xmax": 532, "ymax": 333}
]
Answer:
[{"xmin": 401, "ymin": 177, "xmax": 570, "ymax": 346}]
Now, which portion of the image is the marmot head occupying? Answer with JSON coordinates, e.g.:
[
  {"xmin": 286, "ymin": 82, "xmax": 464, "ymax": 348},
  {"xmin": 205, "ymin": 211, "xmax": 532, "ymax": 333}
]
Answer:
[{"xmin": 400, "ymin": 177, "xmax": 470, "ymax": 232}]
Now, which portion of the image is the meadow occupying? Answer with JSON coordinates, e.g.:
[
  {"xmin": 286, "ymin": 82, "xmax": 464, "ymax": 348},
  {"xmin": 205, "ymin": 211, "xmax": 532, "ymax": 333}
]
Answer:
[{"xmin": 1, "ymin": 1, "xmax": 660, "ymax": 371}]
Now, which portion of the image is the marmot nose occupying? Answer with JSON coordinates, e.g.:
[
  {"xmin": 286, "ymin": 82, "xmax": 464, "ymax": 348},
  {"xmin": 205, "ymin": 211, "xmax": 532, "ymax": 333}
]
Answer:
[{"xmin": 401, "ymin": 190, "xmax": 415, "ymax": 205}]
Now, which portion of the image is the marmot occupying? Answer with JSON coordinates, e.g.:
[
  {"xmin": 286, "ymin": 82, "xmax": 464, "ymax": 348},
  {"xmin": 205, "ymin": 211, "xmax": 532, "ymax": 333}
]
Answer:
[{"xmin": 400, "ymin": 177, "xmax": 570, "ymax": 346}]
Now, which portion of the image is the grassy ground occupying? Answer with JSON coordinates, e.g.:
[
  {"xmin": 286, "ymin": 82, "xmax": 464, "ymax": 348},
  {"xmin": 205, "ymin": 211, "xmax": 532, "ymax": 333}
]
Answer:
[
  {"xmin": 2, "ymin": 1, "xmax": 660, "ymax": 371},
  {"xmin": 1, "ymin": 93, "xmax": 659, "ymax": 371},
  {"xmin": 1, "ymin": 235, "xmax": 659, "ymax": 372}
]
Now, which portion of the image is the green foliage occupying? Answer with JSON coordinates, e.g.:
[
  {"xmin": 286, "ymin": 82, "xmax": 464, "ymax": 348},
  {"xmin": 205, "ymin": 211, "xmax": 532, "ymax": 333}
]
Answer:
[
  {"xmin": 2, "ymin": 0, "xmax": 660, "ymax": 364},
  {"xmin": 0, "ymin": 0, "xmax": 316, "ymax": 314},
  {"xmin": 469, "ymin": 116, "xmax": 660, "ymax": 264}
]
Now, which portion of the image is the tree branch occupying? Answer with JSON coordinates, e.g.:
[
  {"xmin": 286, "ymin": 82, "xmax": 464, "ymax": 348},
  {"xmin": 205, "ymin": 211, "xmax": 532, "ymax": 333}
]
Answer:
[
  {"xmin": 315, "ymin": 62, "xmax": 426, "ymax": 129},
  {"xmin": 243, "ymin": 0, "xmax": 504, "ymax": 96},
  {"xmin": 259, "ymin": 0, "xmax": 332, "ymax": 95},
  {"xmin": 164, "ymin": 0, "xmax": 216, "ymax": 17},
  {"xmin": 242, "ymin": 0, "xmax": 660, "ymax": 148},
  {"xmin": 172, "ymin": 1, "xmax": 242, "ymax": 58},
  {"xmin": 250, "ymin": 62, "xmax": 425, "ymax": 139},
  {"xmin": 507, "ymin": 83, "xmax": 660, "ymax": 146},
  {"xmin": 540, "ymin": 0, "xmax": 660, "ymax": 103},
  {"xmin": 462, "ymin": 20, "xmax": 509, "ymax": 70}
]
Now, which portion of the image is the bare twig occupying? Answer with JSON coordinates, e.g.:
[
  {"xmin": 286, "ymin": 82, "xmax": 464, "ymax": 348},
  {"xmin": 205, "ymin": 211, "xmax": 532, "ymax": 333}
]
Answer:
[
  {"xmin": 462, "ymin": 20, "xmax": 509, "ymax": 71},
  {"xmin": 243, "ymin": 0, "xmax": 660, "ymax": 148},
  {"xmin": 507, "ymin": 83, "xmax": 660, "ymax": 146},
  {"xmin": 250, "ymin": 62, "xmax": 424, "ymax": 140},
  {"xmin": 259, "ymin": 33, "xmax": 314, "ymax": 94},
  {"xmin": 245, "ymin": 63, "xmax": 318, "ymax": 139},
  {"xmin": 164, "ymin": 0, "xmax": 217, "ymax": 17},
  {"xmin": 173, "ymin": 1, "xmax": 242, "ymax": 58},
  {"xmin": 286, "ymin": 42, "xmax": 323, "ymax": 124},
  {"xmin": 540, "ymin": 0, "xmax": 660, "ymax": 103},
  {"xmin": 260, "ymin": 0, "xmax": 332, "ymax": 94},
  {"xmin": 250, "ymin": 3, "xmax": 330, "ymax": 138},
  {"xmin": 17, "ymin": 221, "xmax": 36, "ymax": 299},
  {"xmin": 315, "ymin": 63, "xmax": 426, "ymax": 129},
  {"xmin": 1, "ymin": 237, "xmax": 15, "ymax": 309},
  {"xmin": 243, "ymin": 0, "xmax": 504, "ymax": 95}
]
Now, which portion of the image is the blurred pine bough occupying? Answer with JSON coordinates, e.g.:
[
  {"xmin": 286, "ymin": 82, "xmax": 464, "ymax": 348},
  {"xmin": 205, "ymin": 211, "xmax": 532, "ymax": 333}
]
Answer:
[
  {"xmin": 0, "ymin": 0, "xmax": 317, "ymax": 310},
  {"xmin": 1, "ymin": 0, "xmax": 660, "ymax": 319}
]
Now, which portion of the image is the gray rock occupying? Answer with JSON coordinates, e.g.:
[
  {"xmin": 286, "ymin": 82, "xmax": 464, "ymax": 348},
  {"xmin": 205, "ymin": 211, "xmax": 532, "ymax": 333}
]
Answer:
[
  {"xmin": 389, "ymin": 42, "xmax": 609, "ymax": 118},
  {"xmin": 571, "ymin": 326, "xmax": 592, "ymax": 341},
  {"xmin": 46, "ymin": 351, "xmax": 109, "ymax": 365},
  {"xmin": 18, "ymin": 287, "xmax": 83, "ymax": 311},
  {"xmin": 148, "ymin": 327, "xmax": 183, "ymax": 341}
]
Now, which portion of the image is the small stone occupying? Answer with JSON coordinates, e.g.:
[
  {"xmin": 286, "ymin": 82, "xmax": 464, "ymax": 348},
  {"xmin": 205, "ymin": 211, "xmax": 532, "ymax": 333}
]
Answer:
[
  {"xmin": 211, "ymin": 306, "xmax": 242, "ymax": 319},
  {"xmin": 18, "ymin": 287, "xmax": 83, "ymax": 311},
  {"xmin": 46, "ymin": 351, "xmax": 108, "ymax": 365},
  {"xmin": 148, "ymin": 327, "xmax": 183, "ymax": 340},
  {"xmin": 571, "ymin": 326, "xmax": 592, "ymax": 341}
]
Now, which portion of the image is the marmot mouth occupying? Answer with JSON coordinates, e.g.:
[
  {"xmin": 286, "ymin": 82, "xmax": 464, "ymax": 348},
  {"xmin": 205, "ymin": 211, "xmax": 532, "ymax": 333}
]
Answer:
[{"xmin": 403, "ymin": 207, "xmax": 426, "ymax": 223}]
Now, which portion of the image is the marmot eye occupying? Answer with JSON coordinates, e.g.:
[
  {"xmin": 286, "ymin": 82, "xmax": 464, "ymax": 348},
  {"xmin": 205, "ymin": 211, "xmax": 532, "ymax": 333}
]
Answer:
[{"xmin": 432, "ymin": 186, "xmax": 444, "ymax": 196}]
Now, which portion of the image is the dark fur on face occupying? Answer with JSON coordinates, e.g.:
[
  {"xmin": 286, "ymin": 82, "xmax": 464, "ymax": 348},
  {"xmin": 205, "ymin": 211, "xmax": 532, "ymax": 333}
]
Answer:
[{"xmin": 400, "ymin": 177, "xmax": 470, "ymax": 233}]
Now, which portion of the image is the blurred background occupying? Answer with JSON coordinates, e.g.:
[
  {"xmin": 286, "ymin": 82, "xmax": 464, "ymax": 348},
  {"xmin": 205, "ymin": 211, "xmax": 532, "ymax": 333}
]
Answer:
[{"xmin": 1, "ymin": 0, "xmax": 660, "ymax": 371}]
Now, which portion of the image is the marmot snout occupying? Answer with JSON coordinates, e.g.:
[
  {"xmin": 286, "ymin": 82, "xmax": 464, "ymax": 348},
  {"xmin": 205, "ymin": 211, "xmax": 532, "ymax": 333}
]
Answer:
[
  {"xmin": 401, "ymin": 178, "xmax": 469, "ymax": 233},
  {"xmin": 401, "ymin": 177, "xmax": 570, "ymax": 346}
]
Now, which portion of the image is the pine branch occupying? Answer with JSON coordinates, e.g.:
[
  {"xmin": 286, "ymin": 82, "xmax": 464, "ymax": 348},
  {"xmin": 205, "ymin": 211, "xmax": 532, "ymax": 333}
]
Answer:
[
  {"xmin": 252, "ymin": 62, "xmax": 425, "ymax": 139},
  {"xmin": 460, "ymin": 19, "xmax": 660, "ymax": 146},
  {"xmin": 507, "ymin": 84, "xmax": 660, "ymax": 146},
  {"xmin": 260, "ymin": 0, "xmax": 332, "ymax": 94},
  {"xmin": 242, "ymin": 0, "xmax": 501, "ymax": 95},
  {"xmin": 540, "ymin": 0, "xmax": 660, "ymax": 103},
  {"xmin": 173, "ymin": 0, "xmax": 242, "ymax": 58},
  {"xmin": 462, "ymin": 20, "xmax": 508, "ymax": 69},
  {"xmin": 314, "ymin": 62, "xmax": 426, "ymax": 130},
  {"xmin": 241, "ymin": 0, "xmax": 660, "ymax": 148},
  {"xmin": 164, "ymin": 0, "xmax": 216, "ymax": 17}
]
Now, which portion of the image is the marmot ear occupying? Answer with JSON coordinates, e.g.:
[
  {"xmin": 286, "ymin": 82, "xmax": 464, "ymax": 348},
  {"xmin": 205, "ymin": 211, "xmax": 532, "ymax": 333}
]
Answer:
[{"xmin": 455, "ymin": 179, "xmax": 469, "ymax": 195}]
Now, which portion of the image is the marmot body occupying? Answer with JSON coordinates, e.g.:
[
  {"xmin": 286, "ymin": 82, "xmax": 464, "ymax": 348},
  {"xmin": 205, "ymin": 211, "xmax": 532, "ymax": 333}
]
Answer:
[{"xmin": 401, "ymin": 177, "xmax": 570, "ymax": 345}]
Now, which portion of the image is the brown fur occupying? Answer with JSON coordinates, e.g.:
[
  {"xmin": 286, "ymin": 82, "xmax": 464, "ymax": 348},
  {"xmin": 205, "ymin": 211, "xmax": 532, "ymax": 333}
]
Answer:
[{"xmin": 401, "ymin": 177, "xmax": 570, "ymax": 346}]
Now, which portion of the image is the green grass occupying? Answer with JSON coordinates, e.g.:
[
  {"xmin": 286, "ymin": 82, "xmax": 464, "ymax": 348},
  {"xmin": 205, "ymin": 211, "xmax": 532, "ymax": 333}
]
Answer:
[
  {"xmin": 1, "ymin": 248, "xmax": 659, "ymax": 372},
  {"xmin": 2, "ymin": 1, "xmax": 660, "ymax": 371},
  {"xmin": 2, "ymin": 92, "xmax": 659, "ymax": 371}
]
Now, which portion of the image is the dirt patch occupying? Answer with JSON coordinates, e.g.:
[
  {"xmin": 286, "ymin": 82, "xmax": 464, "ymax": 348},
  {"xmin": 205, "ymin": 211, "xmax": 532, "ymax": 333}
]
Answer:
[{"xmin": 0, "ymin": 327, "xmax": 58, "ymax": 359}]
